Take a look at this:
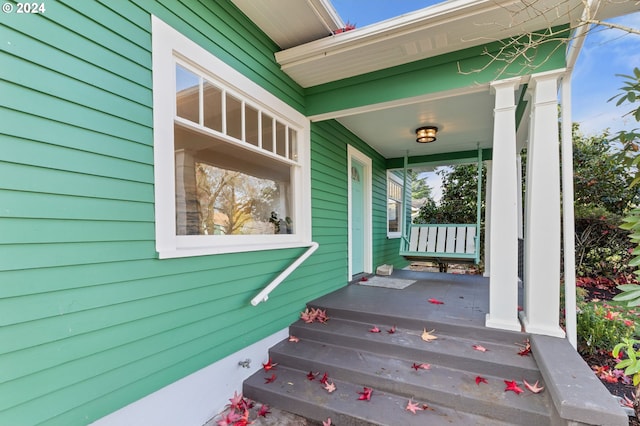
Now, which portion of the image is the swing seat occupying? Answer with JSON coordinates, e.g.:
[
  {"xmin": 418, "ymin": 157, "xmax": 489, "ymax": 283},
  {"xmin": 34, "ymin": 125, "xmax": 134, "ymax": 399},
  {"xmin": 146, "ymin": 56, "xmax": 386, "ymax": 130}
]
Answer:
[{"xmin": 399, "ymin": 223, "xmax": 479, "ymax": 264}]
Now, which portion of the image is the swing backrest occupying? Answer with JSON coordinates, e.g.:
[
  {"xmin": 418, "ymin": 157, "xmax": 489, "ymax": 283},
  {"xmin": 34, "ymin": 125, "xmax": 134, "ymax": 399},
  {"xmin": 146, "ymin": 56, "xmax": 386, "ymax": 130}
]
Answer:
[{"xmin": 402, "ymin": 224, "xmax": 478, "ymax": 262}]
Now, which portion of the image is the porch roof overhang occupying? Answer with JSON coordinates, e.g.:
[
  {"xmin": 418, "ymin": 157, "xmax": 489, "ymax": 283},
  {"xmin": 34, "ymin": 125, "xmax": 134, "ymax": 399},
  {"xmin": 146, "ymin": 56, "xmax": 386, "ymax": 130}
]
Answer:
[{"xmin": 233, "ymin": 0, "xmax": 637, "ymax": 162}]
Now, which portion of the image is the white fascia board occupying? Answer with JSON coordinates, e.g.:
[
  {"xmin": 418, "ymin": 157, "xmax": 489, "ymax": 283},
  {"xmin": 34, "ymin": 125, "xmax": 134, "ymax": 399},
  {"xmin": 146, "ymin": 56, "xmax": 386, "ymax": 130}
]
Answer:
[{"xmin": 308, "ymin": 0, "xmax": 344, "ymax": 30}]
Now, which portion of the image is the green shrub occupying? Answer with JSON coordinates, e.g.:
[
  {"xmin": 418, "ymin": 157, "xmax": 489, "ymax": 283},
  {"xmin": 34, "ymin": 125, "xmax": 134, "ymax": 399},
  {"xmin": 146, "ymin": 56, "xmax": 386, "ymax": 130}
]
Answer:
[
  {"xmin": 577, "ymin": 303, "xmax": 635, "ymax": 356},
  {"xmin": 574, "ymin": 206, "xmax": 633, "ymax": 278}
]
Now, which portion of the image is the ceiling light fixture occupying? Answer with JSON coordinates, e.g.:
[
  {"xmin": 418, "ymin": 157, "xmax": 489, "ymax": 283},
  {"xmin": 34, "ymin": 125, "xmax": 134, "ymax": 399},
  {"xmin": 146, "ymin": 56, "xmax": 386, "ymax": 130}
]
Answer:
[{"xmin": 415, "ymin": 126, "xmax": 438, "ymax": 143}]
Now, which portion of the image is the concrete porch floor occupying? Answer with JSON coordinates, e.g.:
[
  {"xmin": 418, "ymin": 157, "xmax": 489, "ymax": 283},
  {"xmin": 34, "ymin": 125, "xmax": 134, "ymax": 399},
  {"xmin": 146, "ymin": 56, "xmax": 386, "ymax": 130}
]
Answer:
[
  {"xmin": 211, "ymin": 270, "xmax": 628, "ymax": 425},
  {"xmin": 339, "ymin": 269, "xmax": 493, "ymax": 328}
]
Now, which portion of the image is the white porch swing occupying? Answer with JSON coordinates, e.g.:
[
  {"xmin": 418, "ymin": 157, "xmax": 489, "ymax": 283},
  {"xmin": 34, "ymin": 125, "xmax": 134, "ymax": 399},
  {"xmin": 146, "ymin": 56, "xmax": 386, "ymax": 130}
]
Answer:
[{"xmin": 399, "ymin": 145, "xmax": 483, "ymax": 266}]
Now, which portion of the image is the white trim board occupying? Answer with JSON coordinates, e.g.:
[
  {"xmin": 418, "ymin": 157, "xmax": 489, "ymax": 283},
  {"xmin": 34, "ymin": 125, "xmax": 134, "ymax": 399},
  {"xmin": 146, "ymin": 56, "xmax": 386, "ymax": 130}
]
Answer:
[
  {"xmin": 91, "ymin": 328, "xmax": 288, "ymax": 426},
  {"xmin": 152, "ymin": 16, "xmax": 312, "ymax": 259},
  {"xmin": 347, "ymin": 145, "xmax": 373, "ymax": 280}
]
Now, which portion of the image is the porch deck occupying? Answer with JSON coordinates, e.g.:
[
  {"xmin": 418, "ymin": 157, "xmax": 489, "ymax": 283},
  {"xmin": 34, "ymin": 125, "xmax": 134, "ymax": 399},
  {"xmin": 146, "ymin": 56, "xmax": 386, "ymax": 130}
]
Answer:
[
  {"xmin": 335, "ymin": 269, "xmax": 491, "ymax": 328},
  {"xmin": 243, "ymin": 270, "xmax": 628, "ymax": 425}
]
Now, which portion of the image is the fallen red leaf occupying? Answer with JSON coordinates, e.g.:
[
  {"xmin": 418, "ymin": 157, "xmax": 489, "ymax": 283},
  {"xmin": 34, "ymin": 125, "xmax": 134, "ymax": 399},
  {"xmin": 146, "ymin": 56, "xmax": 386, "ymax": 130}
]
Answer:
[
  {"xmin": 323, "ymin": 418, "xmax": 332, "ymax": 426},
  {"xmin": 523, "ymin": 379, "xmax": 545, "ymax": 393},
  {"xmin": 369, "ymin": 326, "xmax": 381, "ymax": 333},
  {"xmin": 319, "ymin": 372, "xmax": 329, "ymax": 385},
  {"xmin": 227, "ymin": 391, "xmax": 247, "ymax": 411},
  {"xmin": 264, "ymin": 374, "xmax": 277, "ymax": 384},
  {"xmin": 518, "ymin": 347, "xmax": 531, "ymax": 356},
  {"xmin": 257, "ymin": 404, "xmax": 271, "ymax": 417},
  {"xmin": 517, "ymin": 339, "xmax": 531, "ymax": 356},
  {"xmin": 262, "ymin": 358, "xmax": 278, "ymax": 371},
  {"xmin": 475, "ymin": 376, "xmax": 488, "ymax": 385},
  {"xmin": 504, "ymin": 380, "xmax": 524, "ymax": 394},
  {"xmin": 387, "ymin": 325, "xmax": 396, "ymax": 334},
  {"xmin": 406, "ymin": 399, "xmax": 422, "ymax": 414},
  {"xmin": 592, "ymin": 365, "xmax": 610, "ymax": 377},
  {"xmin": 300, "ymin": 307, "xmax": 329, "ymax": 323},
  {"xmin": 217, "ymin": 409, "xmax": 242, "ymax": 426},
  {"xmin": 473, "ymin": 344, "xmax": 488, "ymax": 352},
  {"xmin": 300, "ymin": 308, "xmax": 314, "ymax": 323},
  {"xmin": 621, "ymin": 394, "xmax": 635, "ymax": 409},
  {"xmin": 411, "ymin": 362, "xmax": 421, "ymax": 371},
  {"xmin": 307, "ymin": 371, "xmax": 318, "ymax": 381},
  {"xmin": 357, "ymin": 387, "xmax": 373, "ymax": 401},
  {"xmin": 428, "ymin": 298, "xmax": 444, "ymax": 305},
  {"xmin": 288, "ymin": 335, "xmax": 300, "ymax": 342},
  {"xmin": 314, "ymin": 308, "xmax": 329, "ymax": 323}
]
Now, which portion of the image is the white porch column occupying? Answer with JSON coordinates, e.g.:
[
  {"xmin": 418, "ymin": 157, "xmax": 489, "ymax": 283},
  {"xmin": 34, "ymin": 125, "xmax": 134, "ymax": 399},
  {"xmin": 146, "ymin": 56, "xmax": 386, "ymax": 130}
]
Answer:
[
  {"xmin": 483, "ymin": 160, "xmax": 492, "ymax": 277},
  {"xmin": 521, "ymin": 70, "xmax": 566, "ymax": 338},
  {"xmin": 486, "ymin": 78, "xmax": 521, "ymax": 332}
]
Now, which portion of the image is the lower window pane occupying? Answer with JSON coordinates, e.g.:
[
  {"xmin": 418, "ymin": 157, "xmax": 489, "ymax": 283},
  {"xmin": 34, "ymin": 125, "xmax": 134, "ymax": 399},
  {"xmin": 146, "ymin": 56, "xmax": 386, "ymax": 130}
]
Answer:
[
  {"xmin": 174, "ymin": 124, "xmax": 293, "ymax": 236},
  {"xmin": 388, "ymin": 200, "xmax": 400, "ymax": 232}
]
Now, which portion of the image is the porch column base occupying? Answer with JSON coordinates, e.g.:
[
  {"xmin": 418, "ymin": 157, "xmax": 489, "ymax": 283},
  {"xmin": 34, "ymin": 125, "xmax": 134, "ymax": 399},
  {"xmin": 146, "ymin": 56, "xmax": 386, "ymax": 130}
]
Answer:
[
  {"xmin": 520, "ymin": 312, "xmax": 566, "ymax": 338},
  {"xmin": 485, "ymin": 314, "xmax": 521, "ymax": 332}
]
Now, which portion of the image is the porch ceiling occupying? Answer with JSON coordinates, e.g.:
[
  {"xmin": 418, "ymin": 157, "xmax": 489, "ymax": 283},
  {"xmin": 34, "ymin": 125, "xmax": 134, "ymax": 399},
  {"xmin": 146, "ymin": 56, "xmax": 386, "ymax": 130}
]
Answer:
[{"xmin": 336, "ymin": 86, "xmax": 498, "ymax": 160}]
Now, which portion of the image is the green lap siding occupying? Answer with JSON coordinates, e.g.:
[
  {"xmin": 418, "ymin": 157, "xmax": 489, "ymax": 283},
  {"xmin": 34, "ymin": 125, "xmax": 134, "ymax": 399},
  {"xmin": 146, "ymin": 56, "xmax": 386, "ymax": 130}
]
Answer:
[
  {"xmin": 311, "ymin": 121, "xmax": 408, "ymax": 271},
  {"xmin": 0, "ymin": 0, "xmax": 408, "ymax": 424},
  {"xmin": 1, "ymin": 1, "xmax": 327, "ymax": 424}
]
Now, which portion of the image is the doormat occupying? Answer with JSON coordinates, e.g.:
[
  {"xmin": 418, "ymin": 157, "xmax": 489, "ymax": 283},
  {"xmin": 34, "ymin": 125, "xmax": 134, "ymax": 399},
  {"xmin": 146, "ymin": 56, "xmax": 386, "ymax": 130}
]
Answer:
[{"xmin": 357, "ymin": 276, "xmax": 416, "ymax": 290}]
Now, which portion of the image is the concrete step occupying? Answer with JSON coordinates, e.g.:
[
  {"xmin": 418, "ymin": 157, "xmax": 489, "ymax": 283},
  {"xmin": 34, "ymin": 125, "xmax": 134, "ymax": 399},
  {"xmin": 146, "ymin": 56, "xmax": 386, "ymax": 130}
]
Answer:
[
  {"xmin": 289, "ymin": 318, "xmax": 541, "ymax": 380},
  {"xmin": 243, "ymin": 364, "xmax": 515, "ymax": 426},
  {"xmin": 306, "ymin": 300, "xmax": 527, "ymax": 346},
  {"xmin": 255, "ymin": 338, "xmax": 553, "ymax": 426}
]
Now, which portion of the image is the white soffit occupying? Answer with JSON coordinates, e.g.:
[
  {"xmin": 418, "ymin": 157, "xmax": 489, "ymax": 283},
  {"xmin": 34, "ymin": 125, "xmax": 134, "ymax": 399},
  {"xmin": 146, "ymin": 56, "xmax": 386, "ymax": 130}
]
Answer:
[
  {"xmin": 275, "ymin": 0, "xmax": 637, "ymax": 88},
  {"xmin": 231, "ymin": 0, "xmax": 343, "ymax": 49}
]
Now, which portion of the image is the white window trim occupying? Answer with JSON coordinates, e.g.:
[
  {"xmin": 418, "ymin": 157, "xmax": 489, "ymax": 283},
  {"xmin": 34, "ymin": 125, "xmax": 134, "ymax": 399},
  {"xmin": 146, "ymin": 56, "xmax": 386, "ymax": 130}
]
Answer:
[
  {"xmin": 347, "ymin": 145, "xmax": 373, "ymax": 279},
  {"xmin": 152, "ymin": 16, "xmax": 311, "ymax": 259},
  {"xmin": 387, "ymin": 172, "xmax": 403, "ymax": 239}
]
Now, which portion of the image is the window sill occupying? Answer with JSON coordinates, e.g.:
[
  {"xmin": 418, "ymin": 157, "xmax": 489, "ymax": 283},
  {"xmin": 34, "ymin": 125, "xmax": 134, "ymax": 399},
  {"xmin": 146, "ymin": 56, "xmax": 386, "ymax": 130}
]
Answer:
[{"xmin": 157, "ymin": 240, "xmax": 314, "ymax": 259}]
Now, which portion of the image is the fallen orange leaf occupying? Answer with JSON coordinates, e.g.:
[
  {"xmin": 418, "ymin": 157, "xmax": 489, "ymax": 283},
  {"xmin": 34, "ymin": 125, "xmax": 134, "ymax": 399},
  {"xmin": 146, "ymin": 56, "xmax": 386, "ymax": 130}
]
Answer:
[
  {"xmin": 421, "ymin": 328, "xmax": 437, "ymax": 342},
  {"xmin": 523, "ymin": 379, "xmax": 544, "ymax": 394},
  {"xmin": 406, "ymin": 399, "xmax": 423, "ymax": 414}
]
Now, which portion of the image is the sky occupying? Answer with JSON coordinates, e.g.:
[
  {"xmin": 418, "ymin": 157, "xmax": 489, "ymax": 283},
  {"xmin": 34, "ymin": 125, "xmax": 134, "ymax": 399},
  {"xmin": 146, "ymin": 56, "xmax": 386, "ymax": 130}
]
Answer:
[{"xmin": 331, "ymin": 1, "xmax": 640, "ymax": 201}]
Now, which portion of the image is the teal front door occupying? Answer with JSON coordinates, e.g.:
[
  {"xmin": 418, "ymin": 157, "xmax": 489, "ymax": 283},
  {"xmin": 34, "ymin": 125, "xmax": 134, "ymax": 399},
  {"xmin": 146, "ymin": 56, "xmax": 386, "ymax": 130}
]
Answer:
[{"xmin": 351, "ymin": 160, "xmax": 365, "ymax": 275}]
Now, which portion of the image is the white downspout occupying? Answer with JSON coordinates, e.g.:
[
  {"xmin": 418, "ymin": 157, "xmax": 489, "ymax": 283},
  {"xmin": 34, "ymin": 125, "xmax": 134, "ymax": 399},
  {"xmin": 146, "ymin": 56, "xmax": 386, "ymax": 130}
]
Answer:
[
  {"xmin": 251, "ymin": 242, "xmax": 319, "ymax": 306},
  {"xmin": 560, "ymin": 0, "xmax": 598, "ymax": 349},
  {"xmin": 561, "ymin": 75, "xmax": 577, "ymax": 349}
]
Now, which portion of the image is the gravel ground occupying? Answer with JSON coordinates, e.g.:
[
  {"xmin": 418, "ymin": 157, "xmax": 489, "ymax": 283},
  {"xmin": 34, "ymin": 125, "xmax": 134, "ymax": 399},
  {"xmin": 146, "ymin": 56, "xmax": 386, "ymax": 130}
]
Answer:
[{"xmin": 204, "ymin": 406, "xmax": 322, "ymax": 426}]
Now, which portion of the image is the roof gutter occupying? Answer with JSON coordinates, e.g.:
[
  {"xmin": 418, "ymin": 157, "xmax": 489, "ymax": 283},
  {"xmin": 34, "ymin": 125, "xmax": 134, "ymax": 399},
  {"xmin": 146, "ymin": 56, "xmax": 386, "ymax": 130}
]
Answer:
[{"xmin": 276, "ymin": 0, "xmax": 493, "ymax": 67}]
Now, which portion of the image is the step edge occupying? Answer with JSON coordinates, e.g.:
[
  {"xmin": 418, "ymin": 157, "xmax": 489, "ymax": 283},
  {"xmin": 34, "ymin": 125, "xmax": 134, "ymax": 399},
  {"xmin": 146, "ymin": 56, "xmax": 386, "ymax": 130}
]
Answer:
[{"xmin": 268, "ymin": 341, "xmax": 553, "ymax": 421}]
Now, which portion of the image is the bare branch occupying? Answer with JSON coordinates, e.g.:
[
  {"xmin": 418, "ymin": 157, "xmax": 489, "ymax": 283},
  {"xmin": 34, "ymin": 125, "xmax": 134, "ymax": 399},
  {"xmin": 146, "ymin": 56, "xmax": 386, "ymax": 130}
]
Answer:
[
  {"xmin": 456, "ymin": 0, "xmax": 638, "ymax": 79},
  {"xmin": 581, "ymin": 19, "xmax": 640, "ymax": 36}
]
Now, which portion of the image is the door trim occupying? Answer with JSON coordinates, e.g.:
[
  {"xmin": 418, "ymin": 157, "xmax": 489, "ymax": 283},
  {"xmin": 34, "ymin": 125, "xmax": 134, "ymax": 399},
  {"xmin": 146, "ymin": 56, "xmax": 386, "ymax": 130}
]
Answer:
[{"xmin": 347, "ymin": 145, "xmax": 372, "ymax": 280}]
